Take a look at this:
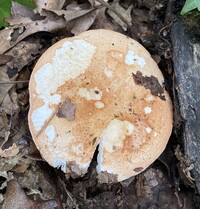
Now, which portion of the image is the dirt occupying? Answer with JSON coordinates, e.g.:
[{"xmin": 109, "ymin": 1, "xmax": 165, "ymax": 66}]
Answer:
[{"xmin": 0, "ymin": 0, "xmax": 198, "ymax": 208}]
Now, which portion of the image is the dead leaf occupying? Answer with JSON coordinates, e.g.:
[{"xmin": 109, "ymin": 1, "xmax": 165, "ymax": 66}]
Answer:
[
  {"xmin": 48, "ymin": 8, "xmax": 94, "ymax": 22},
  {"xmin": 0, "ymin": 17, "xmax": 66, "ymax": 54},
  {"xmin": 2, "ymin": 180, "xmax": 58, "ymax": 209},
  {"xmin": 11, "ymin": 2, "xmax": 36, "ymax": 19},
  {"xmin": 17, "ymin": 163, "xmax": 57, "ymax": 200},
  {"xmin": 0, "ymin": 150, "xmax": 33, "ymax": 172},
  {"xmin": 92, "ymin": 7, "xmax": 123, "ymax": 32},
  {"xmin": 6, "ymin": 40, "xmax": 41, "ymax": 72},
  {"xmin": 87, "ymin": 0, "xmax": 95, "ymax": 7},
  {"xmin": 45, "ymin": 0, "xmax": 65, "ymax": 10},
  {"xmin": 71, "ymin": 10, "xmax": 97, "ymax": 35},
  {"xmin": 0, "ymin": 171, "xmax": 13, "ymax": 205},
  {"xmin": 0, "ymin": 66, "xmax": 13, "ymax": 104},
  {"xmin": 0, "ymin": 143, "xmax": 19, "ymax": 158},
  {"xmin": 107, "ymin": 1, "xmax": 133, "ymax": 31},
  {"xmin": 0, "ymin": 55, "xmax": 12, "ymax": 66},
  {"xmin": 35, "ymin": 0, "xmax": 65, "ymax": 13}
]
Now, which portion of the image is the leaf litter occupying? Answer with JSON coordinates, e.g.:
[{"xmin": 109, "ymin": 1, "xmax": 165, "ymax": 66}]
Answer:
[{"xmin": 0, "ymin": 0, "xmax": 197, "ymax": 208}]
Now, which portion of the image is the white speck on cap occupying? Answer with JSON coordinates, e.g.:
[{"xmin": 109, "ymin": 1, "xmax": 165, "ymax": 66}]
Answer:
[
  {"xmin": 146, "ymin": 127, "xmax": 152, "ymax": 133},
  {"xmin": 104, "ymin": 68, "xmax": 113, "ymax": 78},
  {"xmin": 146, "ymin": 95, "xmax": 154, "ymax": 101},
  {"xmin": 144, "ymin": 107, "xmax": 152, "ymax": 114},
  {"xmin": 72, "ymin": 144, "xmax": 83, "ymax": 155},
  {"xmin": 154, "ymin": 132, "xmax": 158, "ymax": 137},
  {"xmin": 95, "ymin": 101, "xmax": 105, "ymax": 109},
  {"xmin": 31, "ymin": 104, "xmax": 53, "ymax": 131},
  {"xmin": 125, "ymin": 50, "xmax": 146, "ymax": 67},
  {"xmin": 78, "ymin": 87, "xmax": 102, "ymax": 101},
  {"xmin": 45, "ymin": 125, "xmax": 56, "ymax": 143},
  {"xmin": 48, "ymin": 147, "xmax": 54, "ymax": 152}
]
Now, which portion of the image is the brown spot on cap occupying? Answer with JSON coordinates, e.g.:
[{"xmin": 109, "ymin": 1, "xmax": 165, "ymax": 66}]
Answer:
[
  {"xmin": 56, "ymin": 98, "xmax": 77, "ymax": 121},
  {"xmin": 133, "ymin": 167, "xmax": 144, "ymax": 172},
  {"xmin": 132, "ymin": 71, "xmax": 166, "ymax": 101}
]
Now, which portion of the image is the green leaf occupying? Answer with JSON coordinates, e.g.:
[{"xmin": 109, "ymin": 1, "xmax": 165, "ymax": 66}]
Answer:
[
  {"xmin": 181, "ymin": 0, "xmax": 200, "ymax": 15},
  {"xmin": 0, "ymin": 0, "xmax": 12, "ymax": 27},
  {"xmin": 0, "ymin": 0, "xmax": 36, "ymax": 28},
  {"xmin": 14, "ymin": 0, "xmax": 36, "ymax": 9}
]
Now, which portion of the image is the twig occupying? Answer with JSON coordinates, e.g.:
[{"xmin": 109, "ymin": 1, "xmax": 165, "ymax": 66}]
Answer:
[
  {"xmin": 58, "ymin": 177, "xmax": 75, "ymax": 202},
  {"xmin": 1, "ymin": 108, "xmax": 13, "ymax": 148},
  {"xmin": 174, "ymin": 190, "xmax": 183, "ymax": 208},
  {"xmin": 96, "ymin": 0, "xmax": 131, "ymax": 27},
  {"xmin": 0, "ymin": 80, "xmax": 29, "ymax": 84}
]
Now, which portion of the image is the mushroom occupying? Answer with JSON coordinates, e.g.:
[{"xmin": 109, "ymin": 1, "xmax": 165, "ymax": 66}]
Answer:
[{"xmin": 28, "ymin": 29, "xmax": 173, "ymax": 182}]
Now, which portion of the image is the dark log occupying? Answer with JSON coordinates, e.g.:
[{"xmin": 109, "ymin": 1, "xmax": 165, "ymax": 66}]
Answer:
[{"xmin": 171, "ymin": 18, "xmax": 200, "ymax": 194}]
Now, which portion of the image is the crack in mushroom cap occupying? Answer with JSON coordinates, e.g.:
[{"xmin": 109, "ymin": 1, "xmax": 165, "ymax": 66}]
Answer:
[{"xmin": 28, "ymin": 29, "xmax": 173, "ymax": 182}]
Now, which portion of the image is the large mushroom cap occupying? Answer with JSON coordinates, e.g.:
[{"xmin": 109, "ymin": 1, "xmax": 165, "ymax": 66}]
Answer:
[{"xmin": 28, "ymin": 29, "xmax": 173, "ymax": 182}]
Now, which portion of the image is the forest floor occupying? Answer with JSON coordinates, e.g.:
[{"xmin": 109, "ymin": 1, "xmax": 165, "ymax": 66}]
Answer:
[{"xmin": 0, "ymin": 0, "xmax": 198, "ymax": 208}]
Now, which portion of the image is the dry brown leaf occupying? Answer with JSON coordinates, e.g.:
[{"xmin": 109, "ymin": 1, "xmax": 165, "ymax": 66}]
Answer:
[
  {"xmin": 6, "ymin": 40, "xmax": 41, "ymax": 72},
  {"xmin": 0, "ymin": 67, "xmax": 19, "ymax": 142},
  {"xmin": 0, "ymin": 171, "xmax": 12, "ymax": 204},
  {"xmin": 2, "ymin": 180, "xmax": 58, "ymax": 209},
  {"xmin": 92, "ymin": 7, "xmax": 122, "ymax": 32},
  {"xmin": 48, "ymin": 8, "xmax": 94, "ymax": 22},
  {"xmin": 0, "ymin": 149, "xmax": 33, "ymax": 172},
  {"xmin": 71, "ymin": 10, "xmax": 97, "ymax": 35},
  {"xmin": 0, "ymin": 143, "xmax": 20, "ymax": 158},
  {"xmin": 0, "ymin": 17, "xmax": 66, "ymax": 54},
  {"xmin": 11, "ymin": 2, "xmax": 36, "ymax": 19},
  {"xmin": 17, "ymin": 163, "xmax": 57, "ymax": 200},
  {"xmin": 35, "ymin": 0, "xmax": 65, "ymax": 13},
  {"xmin": 0, "ymin": 171, "xmax": 9, "ymax": 190},
  {"xmin": 107, "ymin": 1, "xmax": 133, "ymax": 31},
  {"xmin": 0, "ymin": 66, "xmax": 13, "ymax": 104},
  {"xmin": 0, "ymin": 55, "xmax": 12, "ymax": 66}
]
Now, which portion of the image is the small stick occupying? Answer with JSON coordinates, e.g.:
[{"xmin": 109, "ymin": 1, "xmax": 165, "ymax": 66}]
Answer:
[
  {"xmin": 0, "ymin": 80, "xmax": 29, "ymax": 84},
  {"xmin": 97, "ymin": 0, "xmax": 131, "ymax": 27}
]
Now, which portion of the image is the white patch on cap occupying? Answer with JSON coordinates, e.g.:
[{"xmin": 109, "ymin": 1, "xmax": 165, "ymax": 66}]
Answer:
[
  {"xmin": 45, "ymin": 125, "xmax": 56, "ymax": 143},
  {"xmin": 32, "ymin": 40, "xmax": 96, "ymax": 131},
  {"xmin": 78, "ymin": 87, "xmax": 102, "ymax": 101},
  {"xmin": 104, "ymin": 68, "xmax": 113, "ymax": 78},
  {"xmin": 146, "ymin": 127, "xmax": 152, "ymax": 133},
  {"xmin": 135, "ymin": 55, "xmax": 146, "ymax": 67},
  {"xmin": 31, "ymin": 104, "xmax": 53, "ymax": 131},
  {"xmin": 48, "ymin": 94, "xmax": 61, "ymax": 104},
  {"xmin": 154, "ymin": 132, "xmax": 158, "ymax": 137},
  {"xmin": 97, "ymin": 119, "xmax": 135, "ymax": 173},
  {"xmin": 52, "ymin": 158, "xmax": 66, "ymax": 173},
  {"xmin": 100, "ymin": 119, "xmax": 134, "ymax": 153},
  {"xmin": 95, "ymin": 101, "xmax": 105, "ymax": 109},
  {"xmin": 125, "ymin": 50, "xmax": 146, "ymax": 67},
  {"xmin": 144, "ymin": 107, "xmax": 152, "ymax": 114},
  {"xmin": 35, "ymin": 40, "xmax": 96, "ymax": 99}
]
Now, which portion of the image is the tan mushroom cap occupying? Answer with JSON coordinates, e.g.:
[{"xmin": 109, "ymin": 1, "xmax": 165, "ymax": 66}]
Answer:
[{"xmin": 28, "ymin": 29, "xmax": 173, "ymax": 182}]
